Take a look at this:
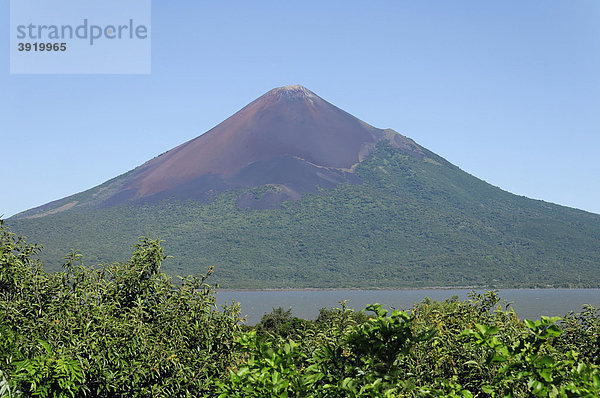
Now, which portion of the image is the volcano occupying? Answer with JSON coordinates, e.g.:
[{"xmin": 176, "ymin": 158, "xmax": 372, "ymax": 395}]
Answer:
[
  {"xmin": 15, "ymin": 85, "xmax": 426, "ymax": 216},
  {"xmin": 8, "ymin": 85, "xmax": 600, "ymax": 289}
]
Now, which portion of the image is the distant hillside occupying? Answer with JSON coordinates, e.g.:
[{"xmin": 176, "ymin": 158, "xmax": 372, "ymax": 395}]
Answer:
[{"xmin": 8, "ymin": 142, "xmax": 600, "ymax": 288}]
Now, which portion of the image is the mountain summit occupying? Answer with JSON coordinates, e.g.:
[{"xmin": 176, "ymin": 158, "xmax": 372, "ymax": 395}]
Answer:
[{"xmin": 16, "ymin": 85, "xmax": 426, "ymax": 216}]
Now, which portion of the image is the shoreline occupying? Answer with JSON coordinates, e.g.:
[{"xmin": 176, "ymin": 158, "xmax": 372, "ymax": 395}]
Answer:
[{"xmin": 217, "ymin": 286, "xmax": 600, "ymax": 292}]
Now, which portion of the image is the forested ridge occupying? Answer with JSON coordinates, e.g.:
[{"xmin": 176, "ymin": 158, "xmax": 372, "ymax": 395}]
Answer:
[
  {"xmin": 1, "ymin": 222, "xmax": 599, "ymax": 397},
  {"xmin": 8, "ymin": 144, "xmax": 600, "ymax": 289}
]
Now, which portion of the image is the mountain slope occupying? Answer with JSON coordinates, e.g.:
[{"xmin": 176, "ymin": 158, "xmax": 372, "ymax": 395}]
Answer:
[
  {"xmin": 13, "ymin": 85, "xmax": 424, "ymax": 216},
  {"xmin": 6, "ymin": 86, "xmax": 600, "ymax": 288},
  {"xmin": 8, "ymin": 143, "xmax": 600, "ymax": 288}
]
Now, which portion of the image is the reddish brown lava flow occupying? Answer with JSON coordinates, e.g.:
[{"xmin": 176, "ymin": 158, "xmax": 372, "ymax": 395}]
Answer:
[
  {"xmin": 128, "ymin": 86, "xmax": 374, "ymax": 194},
  {"xmin": 113, "ymin": 85, "xmax": 420, "ymax": 208},
  {"xmin": 14, "ymin": 85, "xmax": 427, "ymax": 216}
]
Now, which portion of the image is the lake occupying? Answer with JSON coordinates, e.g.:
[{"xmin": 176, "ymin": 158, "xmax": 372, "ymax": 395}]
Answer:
[{"xmin": 215, "ymin": 288, "xmax": 600, "ymax": 325}]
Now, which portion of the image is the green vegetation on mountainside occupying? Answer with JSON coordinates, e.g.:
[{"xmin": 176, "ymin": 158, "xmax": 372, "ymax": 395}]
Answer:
[{"xmin": 7, "ymin": 144, "xmax": 600, "ymax": 288}]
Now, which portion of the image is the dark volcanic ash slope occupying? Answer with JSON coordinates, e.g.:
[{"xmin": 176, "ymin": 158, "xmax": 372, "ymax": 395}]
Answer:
[{"xmin": 14, "ymin": 85, "xmax": 425, "ymax": 218}]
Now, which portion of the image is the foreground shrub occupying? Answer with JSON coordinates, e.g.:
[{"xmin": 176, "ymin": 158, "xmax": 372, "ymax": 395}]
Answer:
[
  {"xmin": 0, "ymin": 220, "xmax": 241, "ymax": 397},
  {"xmin": 219, "ymin": 296, "xmax": 600, "ymax": 397},
  {"xmin": 2, "ymin": 220, "xmax": 599, "ymax": 397}
]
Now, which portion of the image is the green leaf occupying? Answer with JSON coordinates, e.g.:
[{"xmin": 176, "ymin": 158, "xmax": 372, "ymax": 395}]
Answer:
[
  {"xmin": 524, "ymin": 319, "xmax": 537, "ymax": 329},
  {"xmin": 490, "ymin": 354, "xmax": 507, "ymax": 363},
  {"xmin": 38, "ymin": 340, "xmax": 53, "ymax": 355},
  {"xmin": 475, "ymin": 324, "xmax": 488, "ymax": 335},
  {"xmin": 539, "ymin": 368, "xmax": 553, "ymax": 382},
  {"xmin": 236, "ymin": 367, "xmax": 250, "ymax": 377},
  {"xmin": 481, "ymin": 385, "xmax": 494, "ymax": 394},
  {"xmin": 545, "ymin": 325, "xmax": 563, "ymax": 338},
  {"xmin": 537, "ymin": 356, "xmax": 554, "ymax": 367}
]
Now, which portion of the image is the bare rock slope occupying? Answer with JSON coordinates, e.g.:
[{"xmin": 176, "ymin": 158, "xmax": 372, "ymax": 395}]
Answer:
[{"xmin": 15, "ymin": 85, "xmax": 425, "ymax": 217}]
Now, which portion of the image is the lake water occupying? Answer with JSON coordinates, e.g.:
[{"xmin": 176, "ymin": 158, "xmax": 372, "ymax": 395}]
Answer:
[{"xmin": 216, "ymin": 289, "xmax": 600, "ymax": 325}]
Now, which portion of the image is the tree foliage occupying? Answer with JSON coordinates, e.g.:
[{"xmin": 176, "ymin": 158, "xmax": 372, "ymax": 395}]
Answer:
[
  {"xmin": 220, "ymin": 293, "xmax": 600, "ymax": 397},
  {"xmin": 1, "ymin": 221, "xmax": 599, "ymax": 396},
  {"xmin": 0, "ymin": 220, "xmax": 241, "ymax": 397}
]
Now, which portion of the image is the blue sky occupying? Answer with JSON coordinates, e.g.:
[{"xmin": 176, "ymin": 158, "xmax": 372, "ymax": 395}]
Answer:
[{"xmin": 2, "ymin": 1, "xmax": 599, "ymax": 217}]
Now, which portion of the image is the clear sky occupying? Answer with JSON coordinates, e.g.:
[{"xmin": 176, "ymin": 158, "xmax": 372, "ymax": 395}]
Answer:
[{"xmin": 2, "ymin": 1, "xmax": 599, "ymax": 218}]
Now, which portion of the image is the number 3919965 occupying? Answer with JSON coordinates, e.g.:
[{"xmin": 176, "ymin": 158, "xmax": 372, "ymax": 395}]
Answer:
[{"xmin": 18, "ymin": 43, "xmax": 67, "ymax": 51}]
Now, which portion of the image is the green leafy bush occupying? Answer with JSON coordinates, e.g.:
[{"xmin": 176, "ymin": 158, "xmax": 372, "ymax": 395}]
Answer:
[
  {"xmin": 219, "ymin": 294, "xmax": 600, "ymax": 397},
  {"xmin": 2, "ymin": 220, "xmax": 600, "ymax": 396},
  {"xmin": 0, "ymin": 220, "xmax": 241, "ymax": 397},
  {"xmin": 462, "ymin": 316, "xmax": 600, "ymax": 397}
]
